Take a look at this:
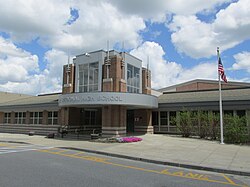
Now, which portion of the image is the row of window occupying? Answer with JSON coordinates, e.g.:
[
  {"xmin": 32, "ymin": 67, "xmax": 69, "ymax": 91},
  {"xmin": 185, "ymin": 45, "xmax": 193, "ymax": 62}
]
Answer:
[
  {"xmin": 152, "ymin": 110, "xmax": 246, "ymax": 127},
  {"xmin": 4, "ymin": 111, "xmax": 58, "ymax": 125},
  {"xmin": 78, "ymin": 62, "xmax": 141, "ymax": 94}
]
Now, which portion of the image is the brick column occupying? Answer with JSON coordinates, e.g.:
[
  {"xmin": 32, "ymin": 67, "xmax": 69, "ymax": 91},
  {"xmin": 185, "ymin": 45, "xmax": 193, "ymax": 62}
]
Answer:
[
  {"xmin": 62, "ymin": 64, "xmax": 75, "ymax": 94},
  {"xmin": 11, "ymin": 112, "xmax": 15, "ymax": 124},
  {"xmin": 61, "ymin": 107, "xmax": 69, "ymax": 126},
  {"xmin": 0, "ymin": 112, "xmax": 4, "ymax": 123},
  {"xmin": 26, "ymin": 112, "xmax": 30, "ymax": 125},
  {"xmin": 101, "ymin": 105, "xmax": 126, "ymax": 137},
  {"xmin": 134, "ymin": 109, "xmax": 153, "ymax": 134},
  {"xmin": 42, "ymin": 111, "xmax": 48, "ymax": 125},
  {"xmin": 142, "ymin": 68, "xmax": 151, "ymax": 94}
]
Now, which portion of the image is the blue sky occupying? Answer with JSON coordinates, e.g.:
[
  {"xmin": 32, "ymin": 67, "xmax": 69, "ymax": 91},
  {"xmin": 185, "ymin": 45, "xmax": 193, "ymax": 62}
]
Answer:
[{"xmin": 0, "ymin": 0, "xmax": 250, "ymax": 95}]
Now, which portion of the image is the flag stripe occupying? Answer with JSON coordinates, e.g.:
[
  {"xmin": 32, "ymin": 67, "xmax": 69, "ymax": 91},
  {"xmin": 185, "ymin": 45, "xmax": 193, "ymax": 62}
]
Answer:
[{"xmin": 218, "ymin": 57, "xmax": 227, "ymax": 83}]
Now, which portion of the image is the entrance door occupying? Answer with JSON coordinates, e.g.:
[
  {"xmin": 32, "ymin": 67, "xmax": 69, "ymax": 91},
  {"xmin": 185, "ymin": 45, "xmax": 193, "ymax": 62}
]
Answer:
[{"xmin": 126, "ymin": 110, "xmax": 134, "ymax": 132}]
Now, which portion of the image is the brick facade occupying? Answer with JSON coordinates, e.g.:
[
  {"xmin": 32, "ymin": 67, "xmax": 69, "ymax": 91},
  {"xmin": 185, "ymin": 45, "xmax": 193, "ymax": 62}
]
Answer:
[
  {"xmin": 60, "ymin": 50, "xmax": 153, "ymax": 137},
  {"xmin": 176, "ymin": 82, "xmax": 246, "ymax": 92},
  {"xmin": 62, "ymin": 64, "xmax": 75, "ymax": 94}
]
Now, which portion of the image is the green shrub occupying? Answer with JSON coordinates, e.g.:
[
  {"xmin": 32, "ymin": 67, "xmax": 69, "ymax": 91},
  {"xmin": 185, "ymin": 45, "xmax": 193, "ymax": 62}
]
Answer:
[
  {"xmin": 198, "ymin": 111, "xmax": 210, "ymax": 139},
  {"xmin": 208, "ymin": 112, "xmax": 220, "ymax": 140},
  {"xmin": 224, "ymin": 115, "xmax": 248, "ymax": 144},
  {"xmin": 177, "ymin": 110, "xmax": 193, "ymax": 137}
]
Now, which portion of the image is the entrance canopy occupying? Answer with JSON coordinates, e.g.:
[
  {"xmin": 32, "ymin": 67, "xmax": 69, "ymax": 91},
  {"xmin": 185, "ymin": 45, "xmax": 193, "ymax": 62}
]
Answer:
[{"xmin": 59, "ymin": 92, "xmax": 158, "ymax": 109}]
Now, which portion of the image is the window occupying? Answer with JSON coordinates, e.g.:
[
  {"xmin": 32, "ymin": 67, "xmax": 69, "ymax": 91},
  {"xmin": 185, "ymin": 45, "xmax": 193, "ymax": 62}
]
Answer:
[
  {"xmin": 4, "ymin": 113, "xmax": 11, "ymax": 124},
  {"xmin": 79, "ymin": 62, "xmax": 99, "ymax": 92},
  {"xmin": 169, "ymin": 111, "xmax": 176, "ymax": 126},
  {"xmin": 152, "ymin": 111, "xmax": 159, "ymax": 126},
  {"xmin": 48, "ymin": 111, "xmax": 58, "ymax": 125},
  {"xmin": 14, "ymin": 112, "xmax": 26, "ymax": 124},
  {"xmin": 127, "ymin": 64, "xmax": 140, "ymax": 93},
  {"xmin": 160, "ymin": 111, "xmax": 168, "ymax": 125},
  {"xmin": 236, "ymin": 110, "xmax": 246, "ymax": 118},
  {"xmin": 224, "ymin": 110, "xmax": 233, "ymax": 116},
  {"xmin": 84, "ymin": 110, "xmax": 96, "ymax": 126},
  {"xmin": 224, "ymin": 110, "xmax": 233, "ymax": 117},
  {"xmin": 30, "ymin": 112, "xmax": 43, "ymax": 124}
]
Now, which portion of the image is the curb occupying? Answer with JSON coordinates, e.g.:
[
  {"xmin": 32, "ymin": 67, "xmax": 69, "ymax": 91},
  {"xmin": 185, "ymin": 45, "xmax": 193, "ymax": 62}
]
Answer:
[
  {"xmin": 0, "ymin": 140, "xmax": 30, "ymax": 144},
  {"xmin": 60, "ymin": 146, "xmax": 250, "ymax": 177}
]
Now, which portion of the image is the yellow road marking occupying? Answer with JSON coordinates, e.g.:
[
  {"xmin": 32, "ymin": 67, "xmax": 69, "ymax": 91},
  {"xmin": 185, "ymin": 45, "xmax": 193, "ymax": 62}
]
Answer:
[
  {"xmin": 71, "ymin": 152, "xmax": 85, "ymax": 156},
  {"xmin": 0, "ymin": 144, "xmax": 22, "ymax": 148},
  {"xmin": 222, "ymin": 174, "xmax": 237, "ymax": 185},
  {"xmin": 38, "ymin": 150, "xmax": 108, "ymax": 162},
  {"xmin": 54, "ymin": 150, "xmax": 69, "ymax": 154},
  {"xmin": 43, "ymin": 148, "xmax": 63, "ymax": 151},
  {"xmin": 38, "ymin": 149, "xmax": 247, "ymax": 187}
]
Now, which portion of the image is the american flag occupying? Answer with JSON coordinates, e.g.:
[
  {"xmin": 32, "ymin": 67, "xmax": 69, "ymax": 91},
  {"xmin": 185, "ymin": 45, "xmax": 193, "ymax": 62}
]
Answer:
[{"xmin": 218, "ymin": 57, "xmax": 227, "ymax": 83}]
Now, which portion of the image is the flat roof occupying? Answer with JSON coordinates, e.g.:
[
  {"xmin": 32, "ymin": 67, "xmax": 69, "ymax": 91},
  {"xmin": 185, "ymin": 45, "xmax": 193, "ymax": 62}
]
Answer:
[
  {"xmin": 0, "ymin": 92, "xmax": 33, "ymax": 104},
  {"xmin": 158, "ymin": 87, "xmax": 250, "ymax": 103},
  {"xmin": 158, "ymin": 79, "xmax": 250, "ymax": 92},
  {"xmin": 0, "ymin": 93, "xmax": 60, "ymax": 107}
]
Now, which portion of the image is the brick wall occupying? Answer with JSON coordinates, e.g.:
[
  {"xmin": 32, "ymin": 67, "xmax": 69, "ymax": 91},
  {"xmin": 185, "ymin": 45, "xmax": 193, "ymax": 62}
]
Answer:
[
  {"xmin": 142, "ymin": 68, "xmax": 151, "ymax": 94},
  {"xmin": 0, "ymin": 112, "xmax": 3, "ymax": 123},
  {"xmin": 62, "ymin": 64, "xmax": 75, "ymax": 94},
  {"xmin": 102, "ymin": 55, "xmax": 126, "ymax": 92},
  {"xmin": 176, "ymin": 82, "xmax": 246, "ymax": 92}
]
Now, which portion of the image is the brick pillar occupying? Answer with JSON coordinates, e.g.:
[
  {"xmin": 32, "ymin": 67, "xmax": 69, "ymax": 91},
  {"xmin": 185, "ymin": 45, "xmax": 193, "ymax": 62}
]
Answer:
[
  {"xmin": 26, "ymin": 112, "xmax": 30, "ymax": 125},
  {"xmin": 101, "ymin": 105, "xmax": 126, "ymax": 137},
  {"xmin": 11, "ymin": 112, "xmax": 15, "ymax": 124},
  {"xmin": 58, "ymin": 109, "xmax": 62, "ymax": 125},
  {"xmin": 61, "ymin": 107, "xmax": 69, "ymax": 126},
  {"xmin": 0, "ymin": 112, "xmax": 4, "ymax": 123},
  {"xmin": 102, "ymin": 55, "xmax": 126, "ymax": 92},
  {"xmin": 62, "ymin": 64, "xmax": 75, "ymax": 94},
  {"xmin": 101, "ymin": 55, "xmax": 127, "ymax": 137},
  {"xmin": 142, "ymin": 68, "xmax": 151, "ymax": 94},
  {"xmin": 134, "ymin": 109, "xmax": 153, "ymax": 134},
  {"xmin": 42, "ymin": 111, "xmax": 48, "ymax": 125}
]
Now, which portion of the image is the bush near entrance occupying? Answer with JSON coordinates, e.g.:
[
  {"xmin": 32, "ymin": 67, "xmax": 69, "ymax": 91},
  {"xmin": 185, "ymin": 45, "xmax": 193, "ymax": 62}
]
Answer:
[{"xmin": 175, "ymin": 110, "xmax": 249, "ymax": 144}]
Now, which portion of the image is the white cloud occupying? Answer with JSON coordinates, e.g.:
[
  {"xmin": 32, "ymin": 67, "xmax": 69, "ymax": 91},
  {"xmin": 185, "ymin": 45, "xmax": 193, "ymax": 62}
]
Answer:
[
  {"xmin": 0, "ymin": 36, "xmax": 67, "ymax": 95},
  {"xmin": 0, "ymin": 0, "xmax": 146, "ymax": 54},
  {"xmin": 169, "ymin": 16, "xmax": 216, "ymax": 58},
  {"xmin": 232, "ymin": 51, "xmax": 250, "ymax": 73},
  {"xmin": 0, "ymin": 0, "xmax": 70, "ymax": 42},
  {"xmin": 56, "ymin": 1, "xmax": 145, "ymax": 53},
  {"xmin": 107, "ymin": 0, "xmax": 230, "ymax": 22},
  {"xmin": 130, "ymin": 41, "xmax": 217, "ymax": 89},
  {"xmin": 168, "ymin": 0, "xmax": 250, "ymax": 58},
  {"xmin": 0, "ymin": 37, "xmax": 39, "ymax": 83},
  {"xmin": 0, "ymin": 0, "xmax": 249, "ymax": 94}
]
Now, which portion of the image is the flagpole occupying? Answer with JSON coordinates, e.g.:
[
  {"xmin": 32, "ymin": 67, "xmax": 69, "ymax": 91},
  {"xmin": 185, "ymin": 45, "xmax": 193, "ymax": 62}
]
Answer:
[{"xmin": 217, "ymin": 47, "xmax": 224, "ymax": 144}]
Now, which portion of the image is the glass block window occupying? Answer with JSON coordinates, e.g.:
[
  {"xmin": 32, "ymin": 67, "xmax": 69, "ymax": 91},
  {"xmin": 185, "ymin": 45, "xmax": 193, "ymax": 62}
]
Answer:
[
  {"xmin": 127, "ymin": 63, "xmax": 140, "ymax": 93},
  {"xmin": 79, "ymin": 62, "xmax": 99, "ymax": 92}
]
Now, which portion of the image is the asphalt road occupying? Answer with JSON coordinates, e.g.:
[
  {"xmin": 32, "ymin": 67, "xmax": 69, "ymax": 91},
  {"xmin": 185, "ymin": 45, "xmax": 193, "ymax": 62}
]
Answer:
[{"xmin": 0, "ymin": 142, "xmax": 249, "ymax": 187}]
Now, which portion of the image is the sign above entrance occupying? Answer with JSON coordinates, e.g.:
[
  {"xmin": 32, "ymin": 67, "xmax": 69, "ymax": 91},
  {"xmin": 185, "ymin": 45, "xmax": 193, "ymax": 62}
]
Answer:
[{"xmin": 59, "ymin": 92, "xmax": 158, "ymax": 108}]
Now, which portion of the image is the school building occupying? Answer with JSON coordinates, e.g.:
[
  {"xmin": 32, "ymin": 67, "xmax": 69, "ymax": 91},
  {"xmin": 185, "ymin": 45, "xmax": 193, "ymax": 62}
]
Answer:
[{"xmin": 0, "ymin": 50, "xmax": 249, "ymax": 138}]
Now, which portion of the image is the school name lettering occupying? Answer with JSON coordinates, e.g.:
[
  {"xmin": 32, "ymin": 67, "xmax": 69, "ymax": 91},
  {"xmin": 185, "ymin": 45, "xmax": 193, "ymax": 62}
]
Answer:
[{"xmin": 60, "ymin": 95, "xmax": 123, "ymax": 103}]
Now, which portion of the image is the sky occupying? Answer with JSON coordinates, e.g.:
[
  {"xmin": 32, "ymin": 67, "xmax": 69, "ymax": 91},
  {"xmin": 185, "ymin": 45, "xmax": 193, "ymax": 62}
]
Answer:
[{"xmin": 0, "ymin": 0, "xmax": 250, "ymax": 95}]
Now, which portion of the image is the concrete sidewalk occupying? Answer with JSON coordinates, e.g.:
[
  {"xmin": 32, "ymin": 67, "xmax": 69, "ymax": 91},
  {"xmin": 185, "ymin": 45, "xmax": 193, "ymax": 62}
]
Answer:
[{"xmin": 0, "ymin": 133, "xmax": 249, "ymax": 176}]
